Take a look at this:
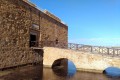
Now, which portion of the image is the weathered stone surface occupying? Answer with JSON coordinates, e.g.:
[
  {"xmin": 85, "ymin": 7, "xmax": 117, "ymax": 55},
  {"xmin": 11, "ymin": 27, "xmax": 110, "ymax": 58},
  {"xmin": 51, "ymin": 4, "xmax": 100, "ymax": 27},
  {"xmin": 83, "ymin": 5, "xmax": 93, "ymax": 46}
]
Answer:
[
  {"xmin": 0, "ymin": 47, "xmax": 42, "ymax": 69},
  {"xmin": 44, "ymin": 10, "xmax": 61, "ymax": 22},
  {"xmin": 0, "ymin": 0, "xmax": 68, "ymax": 47},
  {"xmin": 43, "ymin": 47, "xmax": 120, "ymax": 73},
  {"xmin": 40, "ymin": 11, "xmax": 68, "ymax": 48},
  {"xmin": 0, "ymin": 0, "xmax": 67, "ymax": 69},
  {"xmin": 0, "ymin": 0, "xmax": 31, "ymax": 48}
]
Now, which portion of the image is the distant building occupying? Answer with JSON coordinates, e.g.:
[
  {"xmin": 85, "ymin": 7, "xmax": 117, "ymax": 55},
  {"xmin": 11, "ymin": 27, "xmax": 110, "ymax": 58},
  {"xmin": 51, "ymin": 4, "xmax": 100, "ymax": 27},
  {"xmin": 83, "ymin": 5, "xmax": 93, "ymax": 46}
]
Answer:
[{"xmin": 0, "ymin": 0, "xmax": 68, "ymax": 69}]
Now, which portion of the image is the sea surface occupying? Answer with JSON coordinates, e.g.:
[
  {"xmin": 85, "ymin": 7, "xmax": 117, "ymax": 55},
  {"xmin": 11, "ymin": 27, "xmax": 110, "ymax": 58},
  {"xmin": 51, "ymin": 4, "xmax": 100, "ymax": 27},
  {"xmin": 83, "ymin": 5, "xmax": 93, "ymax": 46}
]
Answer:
[
  {"xmin": 0, "ymin": 61, "xmax": 120, "ymax": 80},
  {"xmin": 43, "ymin": 68, "xmax": 120, "ymax": 80}
]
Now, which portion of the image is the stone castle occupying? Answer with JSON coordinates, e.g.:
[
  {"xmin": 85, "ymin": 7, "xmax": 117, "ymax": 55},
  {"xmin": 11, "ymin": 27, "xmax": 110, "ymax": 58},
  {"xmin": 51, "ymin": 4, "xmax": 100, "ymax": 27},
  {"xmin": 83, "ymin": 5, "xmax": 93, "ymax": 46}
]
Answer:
[{"xmin": 0, "ymin": 0, "xmax": 68, "ymax": 69}]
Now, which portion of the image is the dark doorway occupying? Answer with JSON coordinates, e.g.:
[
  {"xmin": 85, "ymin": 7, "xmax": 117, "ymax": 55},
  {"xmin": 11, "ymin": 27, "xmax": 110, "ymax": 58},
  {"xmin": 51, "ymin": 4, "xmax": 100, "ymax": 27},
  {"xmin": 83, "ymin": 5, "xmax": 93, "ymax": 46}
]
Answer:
[
  {"xmin": 30, "ymin": 34, "xmax": 37, "ymax": 47},
  {"xmin": 30, "ymin": 34, "xmax": 36, "ymax": 41}
]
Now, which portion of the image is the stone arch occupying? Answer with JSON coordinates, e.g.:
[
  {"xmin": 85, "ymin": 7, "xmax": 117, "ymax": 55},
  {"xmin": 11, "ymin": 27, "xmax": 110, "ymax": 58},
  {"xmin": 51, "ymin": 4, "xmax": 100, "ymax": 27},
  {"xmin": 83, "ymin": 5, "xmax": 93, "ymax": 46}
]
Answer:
[
  {"xmin": 52, "ymin": 58, "xmax": 67, "ymax": 68},
  {"xmin": 103, "ymin": 67, "xmax": 113, "ymax": 74},
  {"xmin": 51, "ymin": 58, "xmax": 76, "ymax": 76},
  {"xmin": 103, "ymin": 67, "xmax": 120, "ymax": 74},
  {"xmin": 102, "ymin": 67, "xmax": 120, "ymax": 77},
  {"xmin": 51, "ymin": 58, "xmax": 68, "ymax": 76},
  {"xmin": 51, "ymin": 58, "xmax": 76, "ymax": 69}
]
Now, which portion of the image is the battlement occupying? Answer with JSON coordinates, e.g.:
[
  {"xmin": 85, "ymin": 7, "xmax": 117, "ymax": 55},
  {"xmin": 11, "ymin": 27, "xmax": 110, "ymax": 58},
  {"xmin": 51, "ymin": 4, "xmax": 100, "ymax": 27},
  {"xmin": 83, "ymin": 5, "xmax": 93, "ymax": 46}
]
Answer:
[
  {"xmin": 23, "ymin": 0, "xmax": 36, "ymax": 7},
  {"xmin": 43, "ymin": 10, "xmax": 61, "ymax": 22},
  {"xmin": 22, "ymin": 0, "xmax": 66, "ymax": 25}
]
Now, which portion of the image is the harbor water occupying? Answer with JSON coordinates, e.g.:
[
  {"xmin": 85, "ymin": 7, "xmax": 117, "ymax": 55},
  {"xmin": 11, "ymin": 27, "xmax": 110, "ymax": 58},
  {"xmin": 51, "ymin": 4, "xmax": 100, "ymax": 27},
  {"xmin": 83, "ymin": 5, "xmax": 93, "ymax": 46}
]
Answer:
[{"xmin": 0, "ymin": 60, "xmax": 120, "ymax": 80}]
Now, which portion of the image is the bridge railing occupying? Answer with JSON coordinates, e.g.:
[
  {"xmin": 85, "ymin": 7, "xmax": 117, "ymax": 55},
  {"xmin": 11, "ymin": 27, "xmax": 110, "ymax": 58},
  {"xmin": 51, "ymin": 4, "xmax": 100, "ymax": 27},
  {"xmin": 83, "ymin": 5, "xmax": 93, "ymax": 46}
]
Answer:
[
  {"xmin": 68, "ymin": 43, "xmax": 120, "ymax": 57},
  {"xmin": 30, "ymin": 41, "xmax": 120, "ymax": 57}
]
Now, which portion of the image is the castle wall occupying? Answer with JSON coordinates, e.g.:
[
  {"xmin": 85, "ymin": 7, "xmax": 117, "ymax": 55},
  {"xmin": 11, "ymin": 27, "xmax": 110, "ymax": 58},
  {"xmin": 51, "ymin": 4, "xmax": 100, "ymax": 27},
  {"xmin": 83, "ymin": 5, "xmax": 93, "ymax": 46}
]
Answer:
[
  {"xmin": 0, "ymin": 0, "xmax": 68, "ymax": 69},
  {"xmin": 40, "ymin": 12, "xmax": 68, "ymax": 48},
  {"xmin": 0, "ymin": 0, "xmax": 42, "ymax": 69},
  {"xmin": 0, "ymin": 47, "xmax": 43, "ymax": 69},
  {"xmin": 0, "ymin": 0, "xmax": 31, "ymax": 48}
]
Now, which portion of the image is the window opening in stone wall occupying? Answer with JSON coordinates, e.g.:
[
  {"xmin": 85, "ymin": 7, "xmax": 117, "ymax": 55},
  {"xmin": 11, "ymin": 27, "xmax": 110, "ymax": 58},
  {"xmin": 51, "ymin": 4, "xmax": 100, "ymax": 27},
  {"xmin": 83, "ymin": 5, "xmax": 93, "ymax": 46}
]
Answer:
[
  {"xmin": 30, "ymin": 34, "xmax": 37, "ymax": 47},
  {"xmin": 56, "ymin": 39, "xmax": 58, "ymax": 44}
]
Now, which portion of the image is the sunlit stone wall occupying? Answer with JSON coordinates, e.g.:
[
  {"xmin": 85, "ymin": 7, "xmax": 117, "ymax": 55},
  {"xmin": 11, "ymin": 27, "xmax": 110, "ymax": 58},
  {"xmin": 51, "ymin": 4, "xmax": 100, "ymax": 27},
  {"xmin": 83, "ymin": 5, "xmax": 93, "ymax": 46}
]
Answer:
[
  {"xmin": 0, "ymin": 0, "xmax": 68, "ymax": 69},
  {"xmin": 0, "ymin": 47, "xmax": 43, "ymax": 69},
  {"xmin": 43, "ymin": 47, "xmax": 120, "ymax": 73},
  {"xmin": 0, "ymin": 0, "xmax": 68, "ymax": 48}
]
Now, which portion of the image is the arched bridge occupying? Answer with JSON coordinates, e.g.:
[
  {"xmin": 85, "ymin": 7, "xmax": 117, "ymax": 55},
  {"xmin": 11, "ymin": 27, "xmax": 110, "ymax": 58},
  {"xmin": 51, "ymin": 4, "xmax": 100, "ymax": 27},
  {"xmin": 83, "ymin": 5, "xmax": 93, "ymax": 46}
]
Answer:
[{"xmin": 43, "ymin": 43, "xmax": 120, "ymax": 73}]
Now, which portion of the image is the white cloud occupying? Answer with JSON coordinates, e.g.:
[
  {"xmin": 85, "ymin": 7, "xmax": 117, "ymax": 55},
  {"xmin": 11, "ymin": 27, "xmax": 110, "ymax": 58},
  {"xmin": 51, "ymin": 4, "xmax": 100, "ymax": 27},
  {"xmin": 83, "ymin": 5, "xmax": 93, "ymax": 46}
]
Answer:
[{"xmin": 69, "ymin": 38, "xmax": 120, "ymax": 47}]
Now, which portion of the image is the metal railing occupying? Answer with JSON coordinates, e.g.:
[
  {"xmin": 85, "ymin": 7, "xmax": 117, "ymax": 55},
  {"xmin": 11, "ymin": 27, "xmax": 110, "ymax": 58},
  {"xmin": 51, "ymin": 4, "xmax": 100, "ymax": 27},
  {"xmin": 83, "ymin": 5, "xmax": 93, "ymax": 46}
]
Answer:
[
  {"xmin": 68, "ymin": 43, "xmax": 120, "ymax": 57},
  {"xmin": 30, "ymin": 41, "xmax": 120, "ymax": 57},
  {"xmin": 30, "ymin": 41, "xmax": 68, "ymax": 48}
]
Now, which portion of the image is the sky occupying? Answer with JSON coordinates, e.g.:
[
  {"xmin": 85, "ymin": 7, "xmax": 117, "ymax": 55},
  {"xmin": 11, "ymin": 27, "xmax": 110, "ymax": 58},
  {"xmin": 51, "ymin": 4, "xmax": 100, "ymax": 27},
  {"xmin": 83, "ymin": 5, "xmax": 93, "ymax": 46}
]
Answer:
[{"xmin": 29, "ymin": 0, "xmax": 120, "ymax": 46}]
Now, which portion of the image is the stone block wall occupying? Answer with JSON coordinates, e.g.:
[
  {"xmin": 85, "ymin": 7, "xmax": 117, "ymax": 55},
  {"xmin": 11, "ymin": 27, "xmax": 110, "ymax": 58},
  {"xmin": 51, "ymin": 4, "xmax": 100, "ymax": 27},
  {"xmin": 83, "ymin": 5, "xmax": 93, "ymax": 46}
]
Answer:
[
  {"xmin": 0, "ymin": 47, "xmax": 42, "ymax": 69},
  {"xmin": 0, "ymin": 0, "xmax": 68, "ymax": 47},
  {"xmin": 40, "ymin": 12, "xmax": 68, "ymax": 48},
  {"xmin": 0, "ymin": 0, "xmax": 68, "ymax": 48},
  {"xmin": 0, "ymin": 0, "xmax": 31, "ymax": 48},
  {"xmin": 0, "ymin": 0, "xmax": 68, "ymax": 69},
  {"xmin": 0, "ymin": 0, "xmax": 42, "ymax": 69}
]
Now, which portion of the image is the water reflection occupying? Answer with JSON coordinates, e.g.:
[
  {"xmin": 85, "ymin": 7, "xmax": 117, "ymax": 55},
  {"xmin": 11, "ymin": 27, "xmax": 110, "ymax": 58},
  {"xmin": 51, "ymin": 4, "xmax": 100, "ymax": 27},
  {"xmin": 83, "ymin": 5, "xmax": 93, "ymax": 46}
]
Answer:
[
  {"xmin": 1, "ymin": 65, "xmax": 120, "ymax": 80},
  {"xmin": 43, "ymin": 68, "xmax": 111, "ymax": 80},
  {"xmin": 52, "ymin": 58, "xmax": 76, "ymax": 77},
  {"xmin": 0, "ymin": 65, "xmax": 43, "ymax": 80},
  {"xmin": 52, "ymin": 58, "xmax": 68, "ymax": 76},
  {"xmin": 68, "ymin": 60, "xmax": 76, "ymax": 77},
  {"xmin": 104, "ymin": 67, "xmax": 120, "ymax": 78}
]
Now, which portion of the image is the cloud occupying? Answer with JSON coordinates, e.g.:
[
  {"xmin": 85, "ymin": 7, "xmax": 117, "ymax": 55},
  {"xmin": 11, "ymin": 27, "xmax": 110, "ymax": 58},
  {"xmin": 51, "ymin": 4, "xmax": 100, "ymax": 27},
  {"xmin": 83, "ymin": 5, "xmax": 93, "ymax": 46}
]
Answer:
[{"xmin": 69, "ymin": 38, "xmax": 120, "ymax": 46}]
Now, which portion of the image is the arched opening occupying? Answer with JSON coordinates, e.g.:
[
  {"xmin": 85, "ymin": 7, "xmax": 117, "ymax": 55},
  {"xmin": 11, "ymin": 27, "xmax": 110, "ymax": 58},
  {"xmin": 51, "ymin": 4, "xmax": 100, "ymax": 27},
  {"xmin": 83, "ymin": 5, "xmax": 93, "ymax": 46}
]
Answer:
[
  {"xmin": 52, "ymin": 58, "xmax": 68, "ymax": 76},
  {"xmin": 103, "ymin": 67, "xmax": 120, "ymax": 77},
  {"xmin": 52, "ymin": 58, "xmax": 76, "ymax": 77}
]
